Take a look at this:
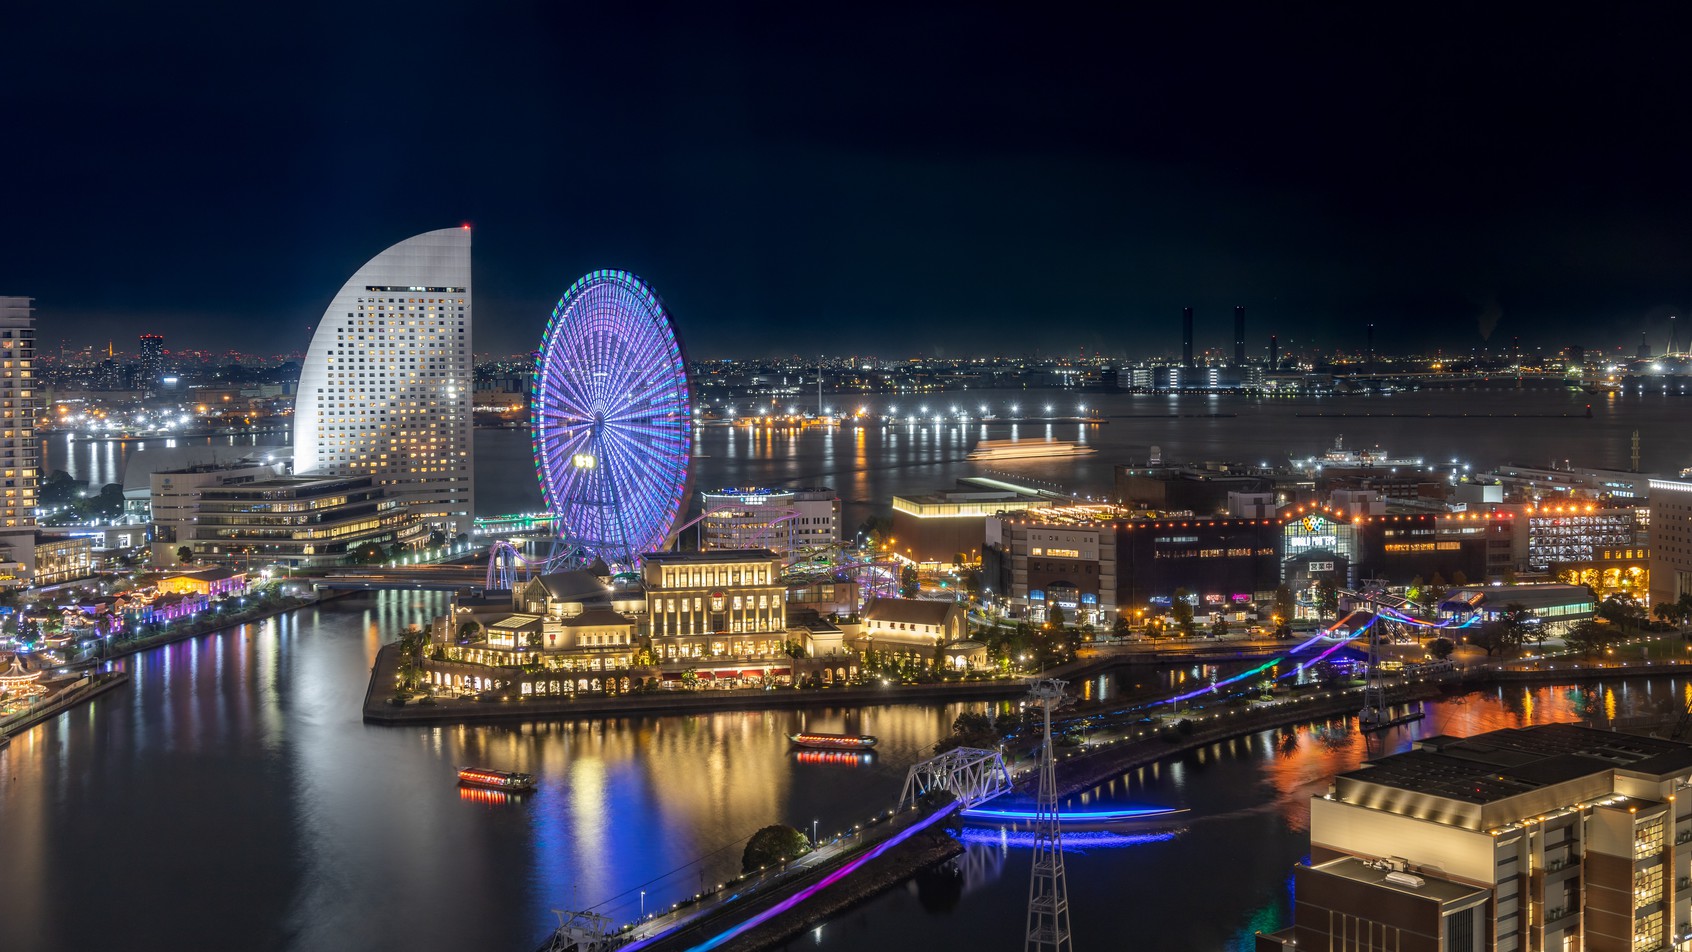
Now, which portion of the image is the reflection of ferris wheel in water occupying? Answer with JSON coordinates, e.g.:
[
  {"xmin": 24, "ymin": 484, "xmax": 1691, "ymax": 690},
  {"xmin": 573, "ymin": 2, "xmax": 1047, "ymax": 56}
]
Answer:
[{"xmin": 531, "ymin": 270, "xmax": 692, "ymax": 569}]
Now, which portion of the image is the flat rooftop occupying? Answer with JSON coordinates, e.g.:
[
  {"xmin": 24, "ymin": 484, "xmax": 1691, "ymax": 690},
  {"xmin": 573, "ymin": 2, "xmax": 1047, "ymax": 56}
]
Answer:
[
  {"xmin": 1309, "ymin": 856, "xmax": 1490, "ymax": 906},
  {"xmin": 1340, "ymin": 724, "xmax": 1692, "ymax": 804},
  {"xmin": 643, "ymin": 549, "xmax": 779, "ymax": 564}
]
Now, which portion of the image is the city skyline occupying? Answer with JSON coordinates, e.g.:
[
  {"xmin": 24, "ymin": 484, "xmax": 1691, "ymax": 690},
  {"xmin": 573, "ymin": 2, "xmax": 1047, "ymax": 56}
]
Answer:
[{"xmin": 7, "ymin": 6, "xmax": 1692, "ymax": 357}]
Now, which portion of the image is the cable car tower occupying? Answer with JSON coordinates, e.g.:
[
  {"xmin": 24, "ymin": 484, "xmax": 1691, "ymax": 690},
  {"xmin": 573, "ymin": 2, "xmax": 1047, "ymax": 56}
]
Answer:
[{"xmin": 1026, "ymin": 678, "xmax": 1073, "ymax": 952}]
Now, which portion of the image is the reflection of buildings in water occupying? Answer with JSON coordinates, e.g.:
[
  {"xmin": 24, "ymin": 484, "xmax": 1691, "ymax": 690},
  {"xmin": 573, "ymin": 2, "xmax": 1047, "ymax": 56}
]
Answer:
[{"xmin": 951, "ymin": 838, "xmax": 1007, "ymax": 898}]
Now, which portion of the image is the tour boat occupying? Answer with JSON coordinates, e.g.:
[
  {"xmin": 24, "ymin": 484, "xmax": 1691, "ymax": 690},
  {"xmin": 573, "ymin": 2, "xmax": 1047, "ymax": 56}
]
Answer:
[
  {"xmin": 456, "ymin": 767, "xmax": 537, "ymax": 792},
  {"xmin": 787, "ymin": 732, "xmax": 879, "ymax": 751},
  {"xmin": 968, "ymin": 438, "xmax": 1096, "ymax": 461}
]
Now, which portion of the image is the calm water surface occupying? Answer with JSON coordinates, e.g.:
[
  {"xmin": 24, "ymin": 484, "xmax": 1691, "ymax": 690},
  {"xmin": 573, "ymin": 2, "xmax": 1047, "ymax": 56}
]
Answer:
[
  {"xmin": 0, "ymin": 593, "xmax": 989, "ymax": 952},
  {"xmin": 3, "ymin": 591, "xmax": 1687, "ymax": 951},
  {"xmin": 798, "ymin": 678, "xmax": 1692, "ymax": 952}
]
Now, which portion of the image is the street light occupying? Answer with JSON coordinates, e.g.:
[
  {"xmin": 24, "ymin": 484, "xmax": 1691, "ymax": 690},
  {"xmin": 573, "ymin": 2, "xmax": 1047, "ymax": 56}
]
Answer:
[
  {"xmin": 640, "ymin": 890, "xmax": 646, "ymax": 919},
  {"xmin": 812, "ymin": 818, "xmax": 819, "ymax": 846}
]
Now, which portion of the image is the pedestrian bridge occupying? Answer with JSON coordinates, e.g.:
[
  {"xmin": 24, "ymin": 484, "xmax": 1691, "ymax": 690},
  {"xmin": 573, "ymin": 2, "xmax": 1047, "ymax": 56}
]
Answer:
[{"xmin": 897, "ymin": 747, "xmax": 1012, "ymax": 811}]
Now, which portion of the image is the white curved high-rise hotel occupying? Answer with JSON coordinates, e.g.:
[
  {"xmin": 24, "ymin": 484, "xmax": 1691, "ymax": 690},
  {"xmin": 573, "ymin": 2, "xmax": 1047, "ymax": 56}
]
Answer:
[{"xmin": 293, "ymin": 227, "xmax": 474, "ymax": 536}]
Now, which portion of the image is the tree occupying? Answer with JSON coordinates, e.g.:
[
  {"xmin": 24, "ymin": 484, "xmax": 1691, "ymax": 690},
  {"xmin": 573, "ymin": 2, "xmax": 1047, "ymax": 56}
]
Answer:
[
  {"xmin": 175, "ymin": 546, "xmax": 194, "ymax": 564},
  {"xmin": 1564, "ymin": 620, "xmax": 1612, "ymax": 659},
  {"xmin": 1272, "ymin": 584, "xmax": 1295, "ymax": 629},
  {"xmin": 1047, "ymin": 604, "xmax": 1066, "ymax": 628},
  {"xmin": 1450, "ymin": 569, "xmax": 1468, "ymax": 587},
  {"xmin": 1655, "ymin": 602, "xmax": 1685, "ymax": 628},
  {"xmin": 1597, "ymin": 595, "xmax": 1646, "ymax": 633},
  {"xmin": 1314, "ymin": 580, "xmax": 1339, "ymax": 620},
  {"xmin": 1171, "ymin": 588, "xmax": 1194, "ymax": 636},
  {"xmin": 899, "ymin": 564, "xmax": 919, "ymax": 598},
  {"xmin": 1211, "ymin": 617, "xmax": 1230, "ymax": 639},
  {"xmin": 1428, "ymin": 637, "xmax": 1456, "ymax": 660},
  {"xmin": 742, "ymin": 824, "xmax": 813, "ymax": 872},
  {"xmin": 1469, "ymin": 622, "xmax": 1508, "ymax": 657},
  {"xmin": 1497, "ymin": 603, "xmax": 1534, "ymax": 651}
]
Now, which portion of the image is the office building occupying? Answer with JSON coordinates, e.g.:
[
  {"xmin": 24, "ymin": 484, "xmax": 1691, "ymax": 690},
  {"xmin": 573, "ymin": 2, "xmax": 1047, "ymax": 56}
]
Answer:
[
  {"xmin": 1259, "ymin": 724, "xmax": 1692, "ymax": 952},
  {"xmin": 138, "ymin": 333, "xmax": 165, "ymax": 387},
  {"xmin": 154, "ymin": 469, "xmax": 426, "ymax": 568},
  {"xmin": 890, "ymin": 481, "xmax": 1053, "ymax": 567},
  {"xmin": 1234, "ymin": 306, "xmax": 1246, "ymax": 365},
  {"xmin": 698, "ymin": 486, "xmax": 839, "ymax": 554},
  {"xmin": 1182, "ymin": 306, "xmax": 1194, "ymax": 367},
  {"xmin": 1649, "ymin": 478, "xmax": 1692, "ymax": 608},
  {"xmin": 149, "ymin": 460, "xmax": 282, "ymax": 565},
  {"xmin": 985, "ymin": 506, "xmax": 1119, "ymax": 626},
  {"xmin": 293, "ymin": 227, "xmax": 474, "ymax": 536}
]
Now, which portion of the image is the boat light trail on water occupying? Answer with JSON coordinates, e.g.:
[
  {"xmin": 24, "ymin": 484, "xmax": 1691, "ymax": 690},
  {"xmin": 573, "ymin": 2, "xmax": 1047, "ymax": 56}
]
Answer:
[
  {"xmin": 956, "ymin": 828, "xmax": 1180, "ymax": 851},
  {"xmin": 959, "ymin": 805, "xmax": 1184, "ymax": 823},
  {"xmin": 620, "ymin": 804, "xmax": 959, "ymax": 952}
]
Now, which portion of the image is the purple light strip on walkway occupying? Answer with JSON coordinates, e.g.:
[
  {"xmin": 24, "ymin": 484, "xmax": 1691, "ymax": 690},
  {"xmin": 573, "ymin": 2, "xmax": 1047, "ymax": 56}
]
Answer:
[{"xmin": 620, "ymin": 804, "xmax": 959, "ymax": 952}]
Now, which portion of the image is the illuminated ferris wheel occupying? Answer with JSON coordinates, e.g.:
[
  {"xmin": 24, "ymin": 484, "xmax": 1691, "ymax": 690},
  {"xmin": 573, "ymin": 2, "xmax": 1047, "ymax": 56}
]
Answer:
[{"xmin": 531, "ymin": 270, "xmax": 692, "ymax": 568}]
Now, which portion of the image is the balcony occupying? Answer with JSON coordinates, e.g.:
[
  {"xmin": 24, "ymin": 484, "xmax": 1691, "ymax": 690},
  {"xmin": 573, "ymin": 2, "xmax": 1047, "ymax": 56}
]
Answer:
[
  {"xmin": 1545, "ymin": 907, "xmax": 1574, "ymax": 924},
  {"xmin": 1675, "ymin": 830, "xmax": 1692, "ymax": 846}
]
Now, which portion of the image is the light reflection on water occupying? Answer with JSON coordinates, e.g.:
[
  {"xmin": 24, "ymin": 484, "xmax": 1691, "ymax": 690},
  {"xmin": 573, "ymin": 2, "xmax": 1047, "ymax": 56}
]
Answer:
[
  {"xmin": 0, "ymin": 592, "xmax": 994, "ymax": 952},
  {"xmin": 800, "ymin": 677, "xmax": 1692, "ymax": 952}
]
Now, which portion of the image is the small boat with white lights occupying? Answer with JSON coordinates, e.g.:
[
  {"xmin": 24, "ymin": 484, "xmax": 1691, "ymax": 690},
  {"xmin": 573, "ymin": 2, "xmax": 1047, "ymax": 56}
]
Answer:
[
  {"xmin": 456, "ymin": 767, "xmax": 536, "ymax": 792},
  {"xmin": 968, "ymin": 438, "xmax": 1096, "ymax": 461},
  {"xmin": 787, "ymin": 732, "xmax": 878, "ymax": 751}
]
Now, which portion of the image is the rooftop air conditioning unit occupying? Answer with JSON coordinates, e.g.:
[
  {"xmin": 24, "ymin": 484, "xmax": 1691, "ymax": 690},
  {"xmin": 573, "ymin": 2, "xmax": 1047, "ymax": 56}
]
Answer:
[{"xmin": 1385, "ymin": 871, "xmax": 1426, "ymax": 889}]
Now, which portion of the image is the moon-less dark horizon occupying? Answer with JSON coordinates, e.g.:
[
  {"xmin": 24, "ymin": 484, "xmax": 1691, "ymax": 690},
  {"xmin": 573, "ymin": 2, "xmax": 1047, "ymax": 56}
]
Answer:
[{"xmin": 5, "ymin": 4, "xmax": 1691, "ymax": 359}]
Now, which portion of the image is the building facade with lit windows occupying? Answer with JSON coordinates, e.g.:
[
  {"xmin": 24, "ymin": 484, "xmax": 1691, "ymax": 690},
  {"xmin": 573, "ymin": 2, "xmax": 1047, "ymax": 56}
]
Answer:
[
  {"xmin": 293, "ymin": 227, "xmax": 474, "ymax": 537},
  {"xmin": 890, "ymin": 484, "xmax": 1052, "ymax": 567},
  {"xmin": 1258, "ymin": 724, "xmax": 1692, "ymax": 952},
  {"xmin": 1649, "ymin": 478, "xmax": 1692, "ymax": 609},
  {"xmin": 0, "ymin": 297, "xmax": 40, "ymax": 586},
  {"xmin": 985, "ymin": 507, "xmax": 1120, "ymax": 626},
  {"xmin": 643, "ymin": 550, "xmax": 795, "ymax": 670},
  {"xmin": 164, "ymin": 473, "xmax": 426, "ymax": 568},
  {"xmin": 698, "ymin": 486, "xmax": 839, "ymax": 555}
]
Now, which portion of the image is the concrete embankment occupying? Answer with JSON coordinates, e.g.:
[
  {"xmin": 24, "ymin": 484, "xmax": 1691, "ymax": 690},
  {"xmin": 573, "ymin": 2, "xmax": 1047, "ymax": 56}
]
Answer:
[
  {"xmin": 0, "ymin": 670, "xmax": 131, "ymax": 741},
  {"xmin": 1043, "ymin": 660, "xmax": 1692, "ymax": 797}
]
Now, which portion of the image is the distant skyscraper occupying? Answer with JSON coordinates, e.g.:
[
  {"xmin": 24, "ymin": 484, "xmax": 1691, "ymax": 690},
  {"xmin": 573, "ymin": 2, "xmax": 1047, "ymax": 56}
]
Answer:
[
  {"xmin": 138, "ymin": 333, "xmax": 165, "ymax": 386},
  {"xmin": 1366, "ymin": 323, "xmax": 1375, "ymax": 369},
  {"xmin": 1233, "ymin": 306, "xmax": 1246, "ymax": 365},
  {"xmin": 293, "ymin": 227, "xmax": 474, "ymax": 536},
  {"xmin": 1269, "ymin": 334, "xmax": 1279, "ymax": 369},
  {"xmin": 1181, "ymin": 307, "xmax": 1194, "ymax": 367}
]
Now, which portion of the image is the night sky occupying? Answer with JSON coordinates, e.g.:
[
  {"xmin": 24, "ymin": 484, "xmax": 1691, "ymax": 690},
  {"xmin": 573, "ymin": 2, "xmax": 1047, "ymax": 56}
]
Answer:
[{"xmin": 6, "ymin": 4, "xmax": 1692, "ymax": 359}]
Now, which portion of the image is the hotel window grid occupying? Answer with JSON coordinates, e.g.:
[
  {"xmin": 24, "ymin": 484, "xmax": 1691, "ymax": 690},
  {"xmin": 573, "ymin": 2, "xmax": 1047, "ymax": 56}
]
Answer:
[{"xmin": 1636, "ymin": 816, "xmax": 1664, "ymax": 858}]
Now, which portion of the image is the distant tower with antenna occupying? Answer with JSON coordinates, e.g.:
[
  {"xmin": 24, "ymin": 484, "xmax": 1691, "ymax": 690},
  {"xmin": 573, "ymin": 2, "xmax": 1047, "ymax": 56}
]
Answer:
[{"xmin": 1025, "ymin": 679, "xmax": 1072, "ymax": 952}]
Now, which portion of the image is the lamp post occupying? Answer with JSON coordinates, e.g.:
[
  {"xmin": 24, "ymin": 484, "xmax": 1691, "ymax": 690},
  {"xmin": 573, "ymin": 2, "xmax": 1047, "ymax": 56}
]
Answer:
[
  {"xmin": 640, "ymin": 890, "xmax": 646, "ymax": 920},
  {"xmin": 812, "ymin": 818, "xmax": 819, "ymax": 847}
]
